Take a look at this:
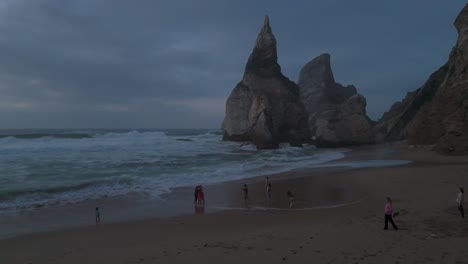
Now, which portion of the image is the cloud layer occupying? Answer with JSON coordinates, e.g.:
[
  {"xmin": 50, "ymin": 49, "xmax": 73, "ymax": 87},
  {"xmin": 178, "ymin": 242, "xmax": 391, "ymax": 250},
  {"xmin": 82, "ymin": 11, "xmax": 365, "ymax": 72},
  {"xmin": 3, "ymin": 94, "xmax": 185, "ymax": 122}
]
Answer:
[{"xmin": 0, "ymin": 0, "xmax": 464, "ymax": 128}]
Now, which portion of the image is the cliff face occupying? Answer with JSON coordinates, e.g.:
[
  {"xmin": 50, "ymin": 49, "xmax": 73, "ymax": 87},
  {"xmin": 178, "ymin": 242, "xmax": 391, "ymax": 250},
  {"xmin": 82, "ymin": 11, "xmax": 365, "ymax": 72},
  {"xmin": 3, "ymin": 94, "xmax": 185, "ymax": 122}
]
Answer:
[
  {"xmin": 377, "ymin": 4, "xmax": 468, "ymax": 154},
  {"xmin": 297, "ymin": 54, "xmax": 375, "ymax": 146},
  {"xmin": 223, "ymin": 4, "xmax": 468, "ymax": 153},
  {"xmin": 222, "ymin": 16, "xmax": 310, "ymax": 149}
]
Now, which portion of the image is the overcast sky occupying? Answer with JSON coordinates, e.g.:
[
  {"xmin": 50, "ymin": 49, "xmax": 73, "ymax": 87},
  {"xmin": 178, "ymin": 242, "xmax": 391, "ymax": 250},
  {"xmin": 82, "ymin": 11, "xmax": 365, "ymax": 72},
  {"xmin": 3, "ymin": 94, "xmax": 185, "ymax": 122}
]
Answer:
[{"xmin": 0, "ymin": 0, "xmax": 465, "ymax": 129}]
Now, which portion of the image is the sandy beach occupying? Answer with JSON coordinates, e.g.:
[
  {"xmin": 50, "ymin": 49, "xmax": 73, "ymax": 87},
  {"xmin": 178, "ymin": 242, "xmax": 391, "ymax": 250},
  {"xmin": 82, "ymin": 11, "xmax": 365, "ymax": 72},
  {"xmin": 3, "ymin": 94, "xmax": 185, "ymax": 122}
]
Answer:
[
  {"xmin": 1, "ymin": 145, "xmax": 468, "ymax": 264},
  {"xmin": 0, "ymin": 1, "xmax": 465, "ymax": 264}
]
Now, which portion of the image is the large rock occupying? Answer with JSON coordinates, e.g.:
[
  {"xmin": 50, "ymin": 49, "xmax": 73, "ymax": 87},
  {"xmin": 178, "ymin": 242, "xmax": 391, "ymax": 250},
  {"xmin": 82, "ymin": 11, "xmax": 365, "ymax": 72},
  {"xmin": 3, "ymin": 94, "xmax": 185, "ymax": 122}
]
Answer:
[
  {"xmin": 222, "ymin": 16, "xmax": 310, "ymax": 149},
  {"xmin": 297, "ymin": 54, "xmax": 375, "ymax": 146},
  {"xmin": 376, "ymin": 4, "xmax": 468, "ymax": 155},
  {"xmin": 373, "ymin": 89, "xmax": 421, "ymax": 143}
]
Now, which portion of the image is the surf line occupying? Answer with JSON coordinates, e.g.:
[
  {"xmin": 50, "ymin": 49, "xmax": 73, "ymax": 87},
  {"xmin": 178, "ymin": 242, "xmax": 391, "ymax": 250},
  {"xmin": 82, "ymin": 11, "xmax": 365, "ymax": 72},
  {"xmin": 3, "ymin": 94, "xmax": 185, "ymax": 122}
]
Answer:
[{"xmin": 209, "ymin": 197, "xmax": 366, "ymax": 211}]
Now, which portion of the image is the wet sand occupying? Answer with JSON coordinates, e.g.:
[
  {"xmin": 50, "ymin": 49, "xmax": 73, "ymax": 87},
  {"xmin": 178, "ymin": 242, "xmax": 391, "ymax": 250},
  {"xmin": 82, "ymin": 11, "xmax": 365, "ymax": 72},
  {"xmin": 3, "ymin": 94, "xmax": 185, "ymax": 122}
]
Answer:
[{"xmin": 1, "ymin": 145, "xmax": 468, "ymax": 263}]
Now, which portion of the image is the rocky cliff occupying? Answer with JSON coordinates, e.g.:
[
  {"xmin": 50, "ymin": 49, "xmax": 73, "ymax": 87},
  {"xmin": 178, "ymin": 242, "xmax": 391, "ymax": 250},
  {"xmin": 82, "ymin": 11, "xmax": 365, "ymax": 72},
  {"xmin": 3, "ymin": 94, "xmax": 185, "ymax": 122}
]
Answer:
[
  {"xmin": 222, "ymin": 16, "xmax": 310, "ymax": 149},
  {"xmin": 376, "ymin": 4, "xmax": 468, "ymax": 155},
  {"xmin": 297, "ymin": 54, "xmax": 375, "ymax": 146}
]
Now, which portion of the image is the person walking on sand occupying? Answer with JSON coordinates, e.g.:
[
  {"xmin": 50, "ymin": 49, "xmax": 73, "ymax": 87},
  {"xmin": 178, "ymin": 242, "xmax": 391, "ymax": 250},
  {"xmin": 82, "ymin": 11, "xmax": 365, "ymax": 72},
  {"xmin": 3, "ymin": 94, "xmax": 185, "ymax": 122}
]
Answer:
[
  {"xmin": 456, "ymin": 187, "xmax": 464, "ymax": 218},
  {"xmin": 95, "ymin": 207, "xmax": 100, "ymax": 225},
  {"xmin": 266, "ymin": 183, "xmax": 272, "ymax": 206},
  {"xmin": 384, "ymin": 197, "xmax": 398, "ymax": 230},
  {"xmin": 287, "ymin": 189, "xmax": 295, "ymax": 208},
  {"xmin": 242, "ymin": 184, "xmax": 249, "ymax": 205}
]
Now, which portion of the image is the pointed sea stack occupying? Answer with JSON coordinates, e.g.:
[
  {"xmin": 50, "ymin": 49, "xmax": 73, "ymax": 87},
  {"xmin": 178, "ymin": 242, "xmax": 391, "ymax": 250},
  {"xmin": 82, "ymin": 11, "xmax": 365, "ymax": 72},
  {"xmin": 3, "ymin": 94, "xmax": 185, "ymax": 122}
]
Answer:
[
  {"xmin": 297, "ymin": 53, "xmax": 375, "ymax": 146},
  {"xmin": 376, "ymin": 4, "xmax": 468, "ymax": 155},
  {"xmin": 222, "ymin": 16, "xmax": 310, "ymax": 149}
]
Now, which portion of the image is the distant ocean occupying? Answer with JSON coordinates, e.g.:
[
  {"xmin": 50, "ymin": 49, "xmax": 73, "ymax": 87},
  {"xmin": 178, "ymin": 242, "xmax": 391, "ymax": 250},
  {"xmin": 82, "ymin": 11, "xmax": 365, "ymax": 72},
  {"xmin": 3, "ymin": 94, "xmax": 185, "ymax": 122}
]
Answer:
[{"xmin": 0, "ymin": 129, "xmax": 346, "ymax": 213}]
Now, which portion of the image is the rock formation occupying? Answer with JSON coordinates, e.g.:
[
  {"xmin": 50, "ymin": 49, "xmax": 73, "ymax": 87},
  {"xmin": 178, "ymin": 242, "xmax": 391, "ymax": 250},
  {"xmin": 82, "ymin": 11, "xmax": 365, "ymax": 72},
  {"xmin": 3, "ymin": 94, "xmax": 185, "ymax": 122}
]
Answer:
[
  {"xmin": 297, "ymin": 54, "xmax": 375, "ymax": 146},
  {"xmin": 376, "ymin": 4, "xmax": 468, "ymax": 155},
  {"xmin": 222, "ymin": 16, "xmax": 310, "ymax": 149}
]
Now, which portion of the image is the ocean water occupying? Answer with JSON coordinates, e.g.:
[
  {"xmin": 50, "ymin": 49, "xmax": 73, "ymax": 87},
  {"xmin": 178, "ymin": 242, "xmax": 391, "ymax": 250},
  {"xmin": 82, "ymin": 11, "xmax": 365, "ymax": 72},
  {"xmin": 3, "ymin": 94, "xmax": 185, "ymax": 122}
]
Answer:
[{"xmin": 0, "ymin": 129, "xmax": 347, "ymax": 213}]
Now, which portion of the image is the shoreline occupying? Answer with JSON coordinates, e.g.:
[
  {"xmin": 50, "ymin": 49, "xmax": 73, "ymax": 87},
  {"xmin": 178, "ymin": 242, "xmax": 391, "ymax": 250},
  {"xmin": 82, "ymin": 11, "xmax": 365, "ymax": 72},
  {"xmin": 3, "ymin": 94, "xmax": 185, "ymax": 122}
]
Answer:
[
  {"xmin": 0, "ymin": 144, "xmax": 409, "ymax": 240},
  {"xmin": 2, "ymin": 145, "xmax": 468, "ymax": 263}
]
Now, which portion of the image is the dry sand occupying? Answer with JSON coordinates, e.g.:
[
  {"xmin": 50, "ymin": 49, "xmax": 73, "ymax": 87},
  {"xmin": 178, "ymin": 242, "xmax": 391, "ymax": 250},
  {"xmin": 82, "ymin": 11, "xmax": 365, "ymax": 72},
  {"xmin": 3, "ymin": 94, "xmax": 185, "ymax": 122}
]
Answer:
[{"xmin": 1, "ymin": 145, "xmax": 468, "ymax": 264}]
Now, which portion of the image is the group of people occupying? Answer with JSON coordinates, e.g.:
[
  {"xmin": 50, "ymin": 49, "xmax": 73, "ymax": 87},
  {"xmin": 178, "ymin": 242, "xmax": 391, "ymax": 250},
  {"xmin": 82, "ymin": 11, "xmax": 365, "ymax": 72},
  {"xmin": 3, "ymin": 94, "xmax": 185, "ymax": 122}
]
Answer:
[
  {"xmin": 241, "ymin": 177, "xmax": 295, "ymax": 208},
  {"xmin": 190, "ymin": 182, "xmax": 464, "ymax": 232},
  {"xmin": 92, "ymin": 184, "xmax": 464, "ymax": 228},
  {"xmin": 383, "ymin": 187, "xmax": 465, "ymax": 231}
]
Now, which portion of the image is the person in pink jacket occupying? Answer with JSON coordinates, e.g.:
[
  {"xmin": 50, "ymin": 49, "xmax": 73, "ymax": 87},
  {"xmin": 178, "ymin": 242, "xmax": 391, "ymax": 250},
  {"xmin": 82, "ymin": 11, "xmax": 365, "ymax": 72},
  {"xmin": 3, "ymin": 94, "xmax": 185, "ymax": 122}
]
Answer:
[
  {"xmin": 384, "ymin": 197, "xmax": 398, "ymax": 230},
  {"xmin": 456, "ymin": 187, "xmax": 464, "ymax": 218}
]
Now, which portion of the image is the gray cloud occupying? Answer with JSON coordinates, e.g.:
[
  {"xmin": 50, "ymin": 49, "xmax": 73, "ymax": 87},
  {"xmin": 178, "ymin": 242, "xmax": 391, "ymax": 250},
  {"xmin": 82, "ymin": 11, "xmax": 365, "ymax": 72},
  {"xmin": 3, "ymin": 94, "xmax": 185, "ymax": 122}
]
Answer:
[{"xmin": 0, "ymin": 0, "xmax": 465, "ymax": 128}]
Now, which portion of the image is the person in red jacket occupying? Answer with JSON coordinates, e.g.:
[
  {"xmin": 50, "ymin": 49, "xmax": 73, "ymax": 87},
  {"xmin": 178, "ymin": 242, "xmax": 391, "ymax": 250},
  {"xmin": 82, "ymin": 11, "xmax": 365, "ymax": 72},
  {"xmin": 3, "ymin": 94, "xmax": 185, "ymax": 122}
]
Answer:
[{"xmin": 197, "ymin": 186, "xmax": 205, "ymax": 206}]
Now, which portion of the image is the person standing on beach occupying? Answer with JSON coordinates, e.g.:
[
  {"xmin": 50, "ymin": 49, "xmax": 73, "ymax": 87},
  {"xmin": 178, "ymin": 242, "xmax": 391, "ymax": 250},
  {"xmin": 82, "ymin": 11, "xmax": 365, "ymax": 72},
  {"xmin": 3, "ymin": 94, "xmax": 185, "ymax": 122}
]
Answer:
[
  {"xmin": 384, "ymin": 197, "xmax": 398, "ymax": 230},
  {"xmin": 456, "ymin": 187, "xmax": 464, "ymax": 218},
  {"xmin": 242, "ymin": 184, "xmax": 249, "ymax": 205},
  {"xmin": 194, "ymin": 185, "xmax": 199, "ymax": 204},
  {"xmin": 95, "ymin": 207, "xmax": 100, "ymax": 225},
  {"xmin": 197, "ymin": 186, "xmax": 205, "ymax": 206},
  {"xmin": 287, "ymin": 189, "xmax": 295, "ymax": 208},
  {"xmin": 266, "ymin": 183, "xmax": 272, "ymax": 206},
  {"xmin": 266, "ymin": 177, "xmax": 270, "ymax": 187}
]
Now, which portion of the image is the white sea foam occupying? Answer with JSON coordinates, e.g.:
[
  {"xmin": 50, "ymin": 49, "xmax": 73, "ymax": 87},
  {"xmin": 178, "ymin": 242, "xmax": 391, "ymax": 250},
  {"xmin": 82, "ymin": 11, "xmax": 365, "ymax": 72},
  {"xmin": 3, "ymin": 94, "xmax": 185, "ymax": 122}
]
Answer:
[{"xmin": 0, "ymin": 129, "xmax": 408, "ymax": 213}]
